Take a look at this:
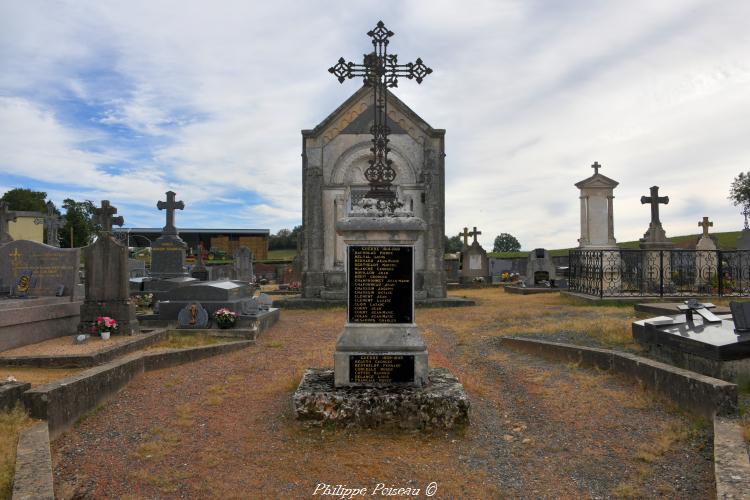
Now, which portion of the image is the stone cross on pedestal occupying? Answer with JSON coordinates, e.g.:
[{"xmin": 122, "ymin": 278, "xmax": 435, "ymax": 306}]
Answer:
[
  {"xmin": 469, "ymin": 226, "xmax": 482, "ymax": 245},
  {"xmin": 591, "ymin": 161, "xmax": 601, "ymax": 175},
  {"xmin": 34, "ymin": 201, "xmax": 65, "ymax": 247},
  {"xmin": 0, "ymin": 201, "xmax": 17, "ymax": 245},
  {"xmin": 640, "ymin": 186, "xmax": 669, "ymax": 225},
  {"xmin": 460, "ymin": 227, "xmax": 470, "ymax": 246},
  {"xmin": 93, "ymin": 200, "xmax": 124, "ymax": 233},
  {"xmin": 157, "ymin": 191, "xmax": 185, "ymax": 236},
  {"xmin": 698, "ymin": 217, "xmax": 713, "ymax": 238},
  {"xmin": 743, "ymin": 207, "xmax": 750, "ymax": 231}
]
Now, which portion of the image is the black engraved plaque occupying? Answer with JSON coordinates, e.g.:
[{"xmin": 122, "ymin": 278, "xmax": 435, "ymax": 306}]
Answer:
[
  {"xmin": 348, "ymin": 245, "xmax": 413, "ymax": 324},
  {"xmin": 349, "ymin": 354, "xmax": 415, "ymax": 384}
]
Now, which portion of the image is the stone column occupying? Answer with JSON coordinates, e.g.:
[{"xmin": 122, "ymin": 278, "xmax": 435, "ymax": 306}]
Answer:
[
  {"xmin": 579, "ymin": 195, "xmax": 589, "ymax": 246},
  {"xmin": 421, "ymin": 141, "xmax": 446, "ymax": 298},
  {"xmin": 302, "ymin": 155, "xmax": 325, "ymax": 298}
]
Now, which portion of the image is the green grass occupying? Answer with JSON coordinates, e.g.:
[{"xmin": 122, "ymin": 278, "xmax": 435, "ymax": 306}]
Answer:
[
  {"xmin": 266, "ymin": 249, "xmax": 297, "ymax": 260},
  {"xmin": 489, "ymin": 231, "xmax": 742, "ymax": 259}
]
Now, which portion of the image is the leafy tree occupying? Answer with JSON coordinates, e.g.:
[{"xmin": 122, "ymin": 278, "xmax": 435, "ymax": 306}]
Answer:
[
  {"xmin": 444, "ymin": 234, "xmax": 463, "ymax": 253},
  {"xmin": 59, "ymin": 199, "xmax": 98, "ymax": 248},
  {"xmin": 493, "ymin": 233, "xmax": 521, "ymax": 252},
  {"xmin": 268, "ymin": 225, "xmax": 302, "ymax": 250},
  {"xmin": 729, "ymin": 172, "xmax": 750, "ymax": 209},
  {"xmin": 0, "ymin": 188, "xmax": 47, "ymax": 212}
]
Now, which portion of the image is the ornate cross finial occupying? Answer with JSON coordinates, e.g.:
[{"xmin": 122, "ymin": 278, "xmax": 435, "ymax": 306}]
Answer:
[
  {"xmin": 469, "ymin": 226, "xmax": 482, "ymax": 245},
  {"xmin": 0, "ymin": 201, "xmax": 18, "ymax": 244},
  {"xmin": 591, "ymin": 161, "xmax": 601, "ymax": 175},
  {"xmin": 743, "ymin": 206, "xmax": 750, "ymax": 231},
  {"xmin": 34, "ymin": 201, "xmax": 65, "ymax": 247},
  {"xmin": 157, "ymin": 191, "xmax": 185, "ymax": 236},
  {"xmin": 640, "ymin": 186, "xmax": 669, "ymax": 225},
  {"xmin": 93, "ymin": 200, "xmax": 124, "ymax": 233},
  {"xmin": 329, "ymin": 21, "xmax": 432, "ymax": 201},
  {"xmin": 698, "ymin": 217, "xmax": 713, "ymax": 238},
  {"xmin": 461, "ymin": 227, "xmax": 470, "ymax": 246}
]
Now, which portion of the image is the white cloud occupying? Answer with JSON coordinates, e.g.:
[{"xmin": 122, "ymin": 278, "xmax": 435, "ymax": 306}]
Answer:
[{"xmin": 0, "ymin": 0, "xmax": 749, "ymax": 243}]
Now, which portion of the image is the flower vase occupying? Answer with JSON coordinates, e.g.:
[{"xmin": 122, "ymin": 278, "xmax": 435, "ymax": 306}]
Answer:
[{"xmin": 101, "ymin": 331, "xmax": 111, "ymax": 340}]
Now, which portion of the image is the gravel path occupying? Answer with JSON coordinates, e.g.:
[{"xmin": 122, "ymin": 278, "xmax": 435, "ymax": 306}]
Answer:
[{"xmin": 51, "ymin": 291, "xmax": 715, "ymax": 498}]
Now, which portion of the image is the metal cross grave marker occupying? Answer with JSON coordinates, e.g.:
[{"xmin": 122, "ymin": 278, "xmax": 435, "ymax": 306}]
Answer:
[
  {"xmin": 698, "ymin": 217, "xmax": 713, "ymax": 238},
  {"xmin": 640, "ymin": 186, "xmax": 669, "ymax": 225},
  {"xmin": 93, "ymin": 200, "xmax": 124, "ymax": 233},
  {"xmin": 329, "ymin": 20, "xmax": 432, "ymax": 201},
  {"xmin": 157, "ymin": 191, "xmax": 185, "ymax": 236}
]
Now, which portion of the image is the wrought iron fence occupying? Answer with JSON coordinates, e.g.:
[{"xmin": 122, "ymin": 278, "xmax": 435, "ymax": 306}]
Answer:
[{"xmin": 569, "ymin": 249, "xmax": 750, "ymax": 298}]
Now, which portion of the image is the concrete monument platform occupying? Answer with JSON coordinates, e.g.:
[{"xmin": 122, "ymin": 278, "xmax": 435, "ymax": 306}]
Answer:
[{"xmin": 293, "ymin": 367, "xmax": 469, "ymax": 430}]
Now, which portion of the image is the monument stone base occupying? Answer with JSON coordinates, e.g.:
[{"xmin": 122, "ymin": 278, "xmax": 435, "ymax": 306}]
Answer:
[
  {"xmin": 79, "ymin": 300, "xmax": 139, "ymax": 335},
  {"xmin": 293, "ymin": 367, "xmax": 470, "ymax": 430}
]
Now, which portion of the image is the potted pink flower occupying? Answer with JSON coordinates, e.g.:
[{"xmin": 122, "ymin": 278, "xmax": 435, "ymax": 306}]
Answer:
[
  {"xmin": 213, "ymin": 308, "xmax": 237, "ymax": 329},
  {"xmin": 96, "ymin": 316, "xmax": 118, "ymax": 340}
]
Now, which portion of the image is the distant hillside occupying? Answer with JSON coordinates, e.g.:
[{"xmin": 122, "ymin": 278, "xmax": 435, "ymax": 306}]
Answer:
[{"xmin": 489, "ymin": 231, "xmax": 742, "ymax": 259}]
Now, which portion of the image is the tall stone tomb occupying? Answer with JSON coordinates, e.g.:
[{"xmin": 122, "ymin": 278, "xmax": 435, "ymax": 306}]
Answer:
[
  {"xmin": 79, "ymin": 201, "xmax": 139, "ymax": 334},
  {"xmin": 575, "ymin": 162, "xmax": 618, "ymax": 249},
  {"xmin": 300, "ymin": 86, "xmax": 446, "ymax": 301},
  {"xmin": 150, "ymin": 191, "xmax": 188, "ymax": 278}
]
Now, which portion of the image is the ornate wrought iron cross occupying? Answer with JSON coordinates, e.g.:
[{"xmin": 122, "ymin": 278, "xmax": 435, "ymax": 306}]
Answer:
[
  {"xmin": 698, "ymin": 216, "xmax": 713, "ymax": 238},
  {"xmin": 157, "ymin": 191, "xmax": 185, "ymax": 236},
  {"xmin": 640, "ymin": 186, "xmax": 669, "ymax": 225},
  {"xmin": 329, "ymin": 20, "xmax": 432, "ymax": 201},
  {"xmin": 93, "ymin": 200, "xmax": 124, "ymax": 233}
]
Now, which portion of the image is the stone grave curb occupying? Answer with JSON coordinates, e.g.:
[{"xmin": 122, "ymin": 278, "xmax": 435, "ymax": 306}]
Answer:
[
  {"xmin": 561, "ymin": 291, "xmax": 682, "ymax": 303},
  {"xmin": 0, "ymin": 329, "xmax": 169, "ymax": 368},
  {"xmin": 714, "ymin": 417, "xmax": 750, "ymax": 498},
  {"xmin": 504, "ymin": 286, "xmax": 560, "ymax": 295},
  {"xmin": 501, "ymin": 337, "xmax": 738, "ymax": 418},
  {"xmin": 12, "ymin": 422, "xmax": 54, "ymax": 500},
  {"xmin": 21, "ymin": 339, "xmax": 255, "ymax": 440},
  {"xmin": 1, "ymin": 381, "xmax": 31, "ymax": 411},
  {"xmin": 634, "ymin": 302, "xmax": 731, "ymax": 317}
]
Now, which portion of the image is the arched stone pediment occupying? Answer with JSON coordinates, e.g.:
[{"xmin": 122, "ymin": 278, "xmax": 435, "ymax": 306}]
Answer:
[{"xmin": 329, "ymin": 142, "xmax": 418, "ymax": 186}]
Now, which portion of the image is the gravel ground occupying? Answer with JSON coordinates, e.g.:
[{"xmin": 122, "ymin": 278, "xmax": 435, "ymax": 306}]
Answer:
[{"xmin": 51, "ymin": 291, "xmax": 715, "ymax": 498}]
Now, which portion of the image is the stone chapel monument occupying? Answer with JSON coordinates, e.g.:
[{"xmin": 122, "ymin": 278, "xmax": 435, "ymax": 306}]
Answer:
[
  {"xmin": 300, "ymin": 72, "xmax": 446, "ymax": 301},
  {"xmin": 575, "ymin": 161, "xmax": 618, "ymax": 249}
]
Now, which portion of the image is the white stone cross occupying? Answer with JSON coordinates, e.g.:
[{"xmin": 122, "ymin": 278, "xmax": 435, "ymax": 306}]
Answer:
[{"xmin": 698, "ymin": 216, "xmax": 713, "ymax": 238}]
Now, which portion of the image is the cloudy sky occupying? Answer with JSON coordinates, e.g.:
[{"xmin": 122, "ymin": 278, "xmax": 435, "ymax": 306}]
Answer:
[{"xmin": 1, "ymin": 1, "xmax": 748, "ymax": 249}]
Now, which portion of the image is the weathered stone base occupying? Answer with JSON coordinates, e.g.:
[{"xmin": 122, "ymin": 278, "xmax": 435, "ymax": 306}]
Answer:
[
  {"xmin": 79, "ymin": 300, "xmax": 139, "ymax": 335},
  {"xmin": 293, "ymin": 367, "xmax": 470, "ymax": 430},
  {"xmin": 504, "ymin": 286, "xmax": 559, "ymax": 295}
]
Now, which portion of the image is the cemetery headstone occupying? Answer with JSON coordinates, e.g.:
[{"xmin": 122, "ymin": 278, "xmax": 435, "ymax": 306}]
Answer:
[
  {"xmin": 128, "ymin": 258, "xmax": 147, "ymax": 278},
  {"xmin": 638, "ymin": 186, "xmax": 674, "ymax": 249},
  {"xmin": 0, "ymin": 240, "xmax": 80, "ymax": 298},
  {"xmin": 177, "ymin": 302, "xmax": 209, "ymax": 329},
  {"xmin": 736, "ymin": 207, "xmax": 750, "ymax": 250},
  {"xmin": 257, "ymin": 293, "xmax": 272, "ymax": 311},
  {"xmin": 156, "ymin": 279, "xmax": 258, "ymax": 319},
  {"xmin": 190, "ymin": 249, "xmax": 209, "ymax": 281},
  {"xmin": 150, "ymin": 191, "xmax": 188, "ymax": 278},
  {"xmin": 33, "ymin": 201, "xmax": 64, "ymax": 247},
  {"xmin": 524, "ymin": 248, "xmax": 558, "ymax": 287},
  {"xmin": 79, "ymin": 200, "xmax": 139, "ymax": 334},
  {"xmin": 694, "ymin": 217, "xmax": 717, "ymax": 293},
  {"xmin": 0, "ymin": 201, "xmax": 17, "ymax": 245},
  {"xmin": 460, "ymin": 227, "xmax": 489, "ymax": 284},
  {"xmin": 233, "ymin": 246, "xmax": 254, "ymax": 282},
  {"xmin": 575, "ymin": 161, "xmax": 618, "ymax": 249}
]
